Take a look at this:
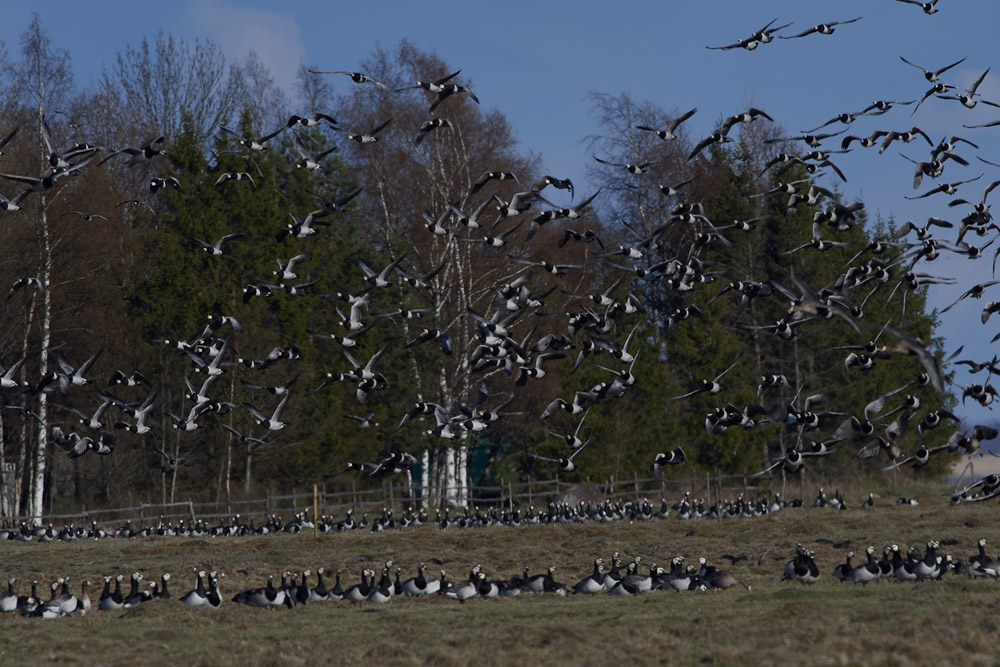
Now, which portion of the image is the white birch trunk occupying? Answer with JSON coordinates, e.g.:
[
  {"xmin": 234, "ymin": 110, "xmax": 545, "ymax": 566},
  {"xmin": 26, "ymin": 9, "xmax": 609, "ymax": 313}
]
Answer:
[
  {"xmin": 31, "ymin": 195, "xmax": 52, "ymax": 524},
  {"xmin": 420, "ymin": 449, "xmax": 430, "ymax": 509},
  {"xmin": 458, "ymin": 445, "xmax": 468, "ymax": 508},
  {"xmin": 444, "ymin": 447, "xmax": 456, "ymax": 507}
]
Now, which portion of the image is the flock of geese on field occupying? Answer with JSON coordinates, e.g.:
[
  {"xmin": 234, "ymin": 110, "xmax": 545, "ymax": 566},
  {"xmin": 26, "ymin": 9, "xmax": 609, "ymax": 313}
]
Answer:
[
  {"xmin": 3, "ymin": 6, "xmax": 1000, "ymax": 517},
  {"xmin": 8, "ymin": 534, "xmax": 1000, "ymax": 618},
  {"xmin": 785, "ymin": 537, "xmax": 1000, "ymax": 584},
  {"xmin": 0, "ymin": 481, "xmax": 979, "ymax": 544}
]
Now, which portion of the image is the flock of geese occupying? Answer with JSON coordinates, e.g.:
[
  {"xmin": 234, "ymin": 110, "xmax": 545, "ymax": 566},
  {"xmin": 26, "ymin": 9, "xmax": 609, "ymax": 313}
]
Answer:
[
  {"xmin": 0, "ymin": 480, "xmax": 972, "ymax": 546},
  {"xmin": 10, "ymin": 534, "xmax": 1000, "ymax": 617},
  {"xmin": 785, "ymin": 537, "xmax": 1000, "ymax": 584},
  {"xmin": 2, "ymin": 6, "xmax": 1000, "ymax": 530},
  {"xmin": 1, "ymin": 548, "xmax": 751, "ymax": 618}
]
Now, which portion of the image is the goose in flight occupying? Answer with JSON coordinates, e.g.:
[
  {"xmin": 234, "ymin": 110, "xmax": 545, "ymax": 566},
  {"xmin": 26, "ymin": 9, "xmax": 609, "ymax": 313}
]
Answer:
[
  {"xmin": 895, "ymin": 0, "xmax": 939, "ymax": 14},
  {"xmin": 194, "ymin": 233, "xmax": 243, "ymax": 256},
  {"xmin": 635, "ymin": 108, "xmax": 697, "ymax": 141},
  {"xmin": 244, "ymin": 394, "xmax": 291, "ymax": 431},
  {"xmin": 308, "ymin": 70, "xmax": 397, "ymax": 93},
  {"xmin": 780, "ymin": 17, "xmax": 862, "ymax": 39},
  {"xmin": 900, "ymin": 56, "xmax": 965, "ymax": 83},
  {"xmin": 219, "ymin": 125, "xmax": 284, "ymax": 151},
  {"xmin": 337, "ymin": 118, "xmax": 393, "ymax": 144},
  {"xmin": 528, "ymin": 438, "xmax": 590, "ymax": 473}
]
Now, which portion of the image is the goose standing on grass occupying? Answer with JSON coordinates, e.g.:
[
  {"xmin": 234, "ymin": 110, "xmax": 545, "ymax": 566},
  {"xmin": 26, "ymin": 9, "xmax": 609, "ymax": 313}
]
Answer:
[
  {"xmin": 35, "ymin": 582, "xmax": 64, "ymax": 618},
  {"xmin": 366, "ymin": 564, "xmax": 395, "ymax": 603},
  {"xmin": 402, "ymin": 563, "xmax": 439, "ymax": 596},
  {"xmin": 608, "ymin": 562, "xmax": 643, "ymax": 596},
  {"xmin": 0, "ymin": 578, "xmax": 17, "ymax": 612},
  {"xmin": 602, "ymin": 553, "xmax": 623, "ymax": 590},
  {"xmin": 849, "ymin": 547, "xmax": 882, "ymax": 585},
  {"xmin": 204, "ymin": 575, "xmax": 222, "ymax": 609},
  {"xmin": 834, "ymin": 553, "xmax": 855, "ymax": 581},
  {"xmin": 969, "ymin": 539, "xmax": 991, "ymax": 570},
  {"xmin": 309, "ymin": 568, "xmax": 330, "ymax": 602},
  {"xmin": 891, "ymin": 545, "xmax": 919, "ymax": 581},
  {"xmin": 342, "ymin": 569, "xmax": 372, "ymax": 603},
  {"xmin": 542, "ymin": 567, "xmax": 568, "ymax": 596},
  {"xmin": 572, "ymin": 559, "xmax": 606, "ymax": 594},
  {"xmin": 914, "ymin": 541, "xmax": 943, "ymax": 580},
  {"xmin": 234, "ymin": 574, "xmax": 289, "ymax": 609},
  {"xmin": 17, "ymin": 581, "xmax": 39, "ymax": 616},
  {"xmin": 478, "ymin": 574, "xmax": 501, "ymax": 599},
  {"xmin": 499, "ymin": 567, "xmax": 527, "ymax": 597},
  {"xmin": 784, "ymin": 547, "xmax": 821, "ymax": 584},
  {"xmin": 181, "ymin": 571, "xmax": 209, "ymax": 607},
  {"xmin": 156, "ymin": 574, "xmax": 172, "ymax": 600},
  {"xmin": 444, "ymin": 573, "xmax": 479, "ymax": 603},
  {"xmin": 99, "ymin": 575, "xmax": 125, "ymax": 611},
  {"xmin": 327, "ymin": 570, "xmax": 345, "ymax": 601}
]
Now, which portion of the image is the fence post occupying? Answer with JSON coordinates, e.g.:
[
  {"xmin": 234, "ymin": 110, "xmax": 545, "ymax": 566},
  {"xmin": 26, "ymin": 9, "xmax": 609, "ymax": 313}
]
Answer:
[
  {"xmin": 188, "ymin": 499, "xmax": 196, "ymax": 524},
  {"xmin": 527, "ymin": 475, "xmax": 533, "ymax": 507},
  {"xmin": 265, "ymin": 489, "xmax": 271, "ymax": 515},
  {"xmin": 634, "ymin": 471, "xmax": 640, "ymax": 502},
  {"xmin": 352, "ymin": 480, "xmax": 358, "ymax": 512},
  {"xmin": 716, "ymin": 474, "xmax": 722, "ymax": 524},
  {"xmin": 313, "ymin": 484, "xmax": 318, "ymax": 538}
]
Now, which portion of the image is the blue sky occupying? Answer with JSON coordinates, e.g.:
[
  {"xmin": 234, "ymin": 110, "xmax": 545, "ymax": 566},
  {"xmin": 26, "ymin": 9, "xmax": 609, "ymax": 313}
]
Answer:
[{"xmin": 4, "ymin": 0, "xmax": 1000, "ymax": 426}]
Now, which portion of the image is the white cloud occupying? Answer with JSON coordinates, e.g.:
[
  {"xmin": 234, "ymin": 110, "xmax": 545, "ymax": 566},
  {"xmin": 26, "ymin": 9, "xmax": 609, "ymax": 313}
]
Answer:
[{"xmin": 182, "ymin": 0, "xmax": 304, "ymax": 95}]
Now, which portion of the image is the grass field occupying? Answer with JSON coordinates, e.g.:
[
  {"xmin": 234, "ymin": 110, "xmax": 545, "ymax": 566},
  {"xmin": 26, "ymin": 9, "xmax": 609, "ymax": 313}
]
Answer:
[{"xmin": 1, "ymin": 489, "xmax": 999, "ymax": 667}]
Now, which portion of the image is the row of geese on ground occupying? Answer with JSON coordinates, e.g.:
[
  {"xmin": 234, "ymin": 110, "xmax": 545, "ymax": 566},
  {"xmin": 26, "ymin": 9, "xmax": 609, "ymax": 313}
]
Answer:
[
  {"xmin": 0, "ymin": 488, "xmax": 941, "ymax": 542},
  {"xmin": 0, "ymin": 551, "xmax": 748, "ymax": 617},
  {"xmin": 783, "ymin": 538, "xmax": 1000, "ymax": 584},
  {"xmin": 11, "ymin": 536, "xmax": 1000, "ymax": 617}
]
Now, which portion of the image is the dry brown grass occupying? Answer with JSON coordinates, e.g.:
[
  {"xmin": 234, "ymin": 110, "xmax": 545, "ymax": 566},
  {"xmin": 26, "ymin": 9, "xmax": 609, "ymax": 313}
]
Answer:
[{"xmin": 2, "ymin": 491, "xmax": 1000, "ymax": 666}]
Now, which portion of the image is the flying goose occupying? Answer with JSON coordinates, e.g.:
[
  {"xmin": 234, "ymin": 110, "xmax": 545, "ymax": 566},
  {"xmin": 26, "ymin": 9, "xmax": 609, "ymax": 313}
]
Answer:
[
  {"xmin": 936, "ymin": 68, "xmax": 996, "ymax": 109},
  {"xmin": 780, "ymin": 16, "xmax": 862, "ymax": 38},
  {"xmin": 470, "ymin": 170, "xmax": 519, "ymax": 195},
  {"xmin": 414, "ymin": 118, "xmax": 454, "ymax": 145},
  {"xmin": 309, "ymin": 70, "xmax": 397, "ymax": 93},
  {"xmin": 54, "ymin": 349, "xmax": 102, "ymax": 391},
  {"xmin": 669, "ymin": 353, "xmax": 743, "ymax": 399},
  {"xmin": 287, "ymin": 112, "xmax": 337, "ymax": 128},
  {"xmin": 527, "ymin": 437, "xmax": 590, "ymax": 473},
  {"xmin": 635, "ymin": 108, "xmax": 697, "ymax": 141},
  {"xmin": 895, "ymin": 0, "xmax": 939, "ymax": 14},
  {"xmin": 98, "ymin": 135, "xmax": 166, "ymax": 165},
  {"xmin": 219, "ymin": 125, "xmax": 284, "ymax": 151},
  {"xmin": 244, "ymin": 394, "xmax": 291, "ymax": 431},
  {"xmin": 337, "ymin": 118, "xmax": 393, "ymax": 144},
  {"xmin": 214, "ymin": 171, "xmax": 256, "ymax": 190}
]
